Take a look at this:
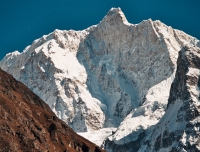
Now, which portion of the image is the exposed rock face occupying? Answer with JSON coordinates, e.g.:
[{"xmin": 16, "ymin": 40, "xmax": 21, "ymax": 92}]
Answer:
[
  {"xmin": 0, "ymin": 68, "xmax": 104, "ymax": 152},
  {"xmin": 139, "ymin": 45, "xmax": 200, "ymax": 152},
  {"xmin": 1, "ymin": 7, "xmax": 200, "ymax": 151}
]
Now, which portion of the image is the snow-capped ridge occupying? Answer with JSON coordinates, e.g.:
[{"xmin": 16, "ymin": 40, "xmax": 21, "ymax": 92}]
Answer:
[{"xmin": 5, "ymin": 50, "xmax": 20, "ymax": 58}]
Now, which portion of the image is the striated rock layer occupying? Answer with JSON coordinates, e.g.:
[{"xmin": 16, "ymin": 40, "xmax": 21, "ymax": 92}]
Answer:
[
  {"xmin": 1, "ymin": 7, "xmax": 200, "ymax": 151},
  {"xmin": 0, "ymin": 68, "xmax": 104, "ymax": 152}
]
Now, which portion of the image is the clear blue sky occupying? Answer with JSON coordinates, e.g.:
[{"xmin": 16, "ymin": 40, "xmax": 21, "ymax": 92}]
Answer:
[{"xmin": 0, "ymin": 0, "xmax": 200, "ymax": 60}]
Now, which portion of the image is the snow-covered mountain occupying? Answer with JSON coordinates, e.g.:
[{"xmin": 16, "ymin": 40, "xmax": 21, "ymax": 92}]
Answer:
[{"xmin": 1, "ymin": 7, "xmax": 200, "ymax": 151}]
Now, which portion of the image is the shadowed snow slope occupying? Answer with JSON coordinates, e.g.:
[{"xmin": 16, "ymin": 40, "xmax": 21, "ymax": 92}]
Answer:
[{"xmin": 1, "ymin": 7, "xmax": 200, "ymax": 151}]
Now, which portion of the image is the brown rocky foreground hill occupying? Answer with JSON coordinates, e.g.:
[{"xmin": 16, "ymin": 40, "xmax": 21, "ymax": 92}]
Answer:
[{"xmin": 0, "ymin": 68, "xmax": 104, "ymax": 152}]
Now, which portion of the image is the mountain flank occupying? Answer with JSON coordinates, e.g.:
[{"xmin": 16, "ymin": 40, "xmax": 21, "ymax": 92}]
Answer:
[{"xmin": 0, "ymin": 68, "xmax": 104, "ymax": 152}]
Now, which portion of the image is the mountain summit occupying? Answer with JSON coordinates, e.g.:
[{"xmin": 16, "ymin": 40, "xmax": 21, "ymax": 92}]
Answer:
[
  {"xmin": 101, "ymin": 7, "xmax": 130, "ymax": 25},
  {"xmin": 1, "ymin": 8, "xmax": 200, "ymax": 151}
]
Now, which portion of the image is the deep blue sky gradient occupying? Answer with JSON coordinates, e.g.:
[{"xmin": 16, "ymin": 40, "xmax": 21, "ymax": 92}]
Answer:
[{"xmin": 0, "ymin": 0, "xmax": 200, "ymax": 59}]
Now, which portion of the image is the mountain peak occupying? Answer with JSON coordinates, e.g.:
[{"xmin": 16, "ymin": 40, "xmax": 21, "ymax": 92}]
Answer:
[
  {"xmin": 108, "ymin": 7, "xmax": 122, "ymax": 14},
  {"xmin": 101, "ymin": 7, "xmax": 130, "ymax": 25}
]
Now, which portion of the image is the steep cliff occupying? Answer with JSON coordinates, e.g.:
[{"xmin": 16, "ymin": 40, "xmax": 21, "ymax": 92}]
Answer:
[{"xmin": 139, "ymin": 45, "xmax": 200, "ymax": 152}]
